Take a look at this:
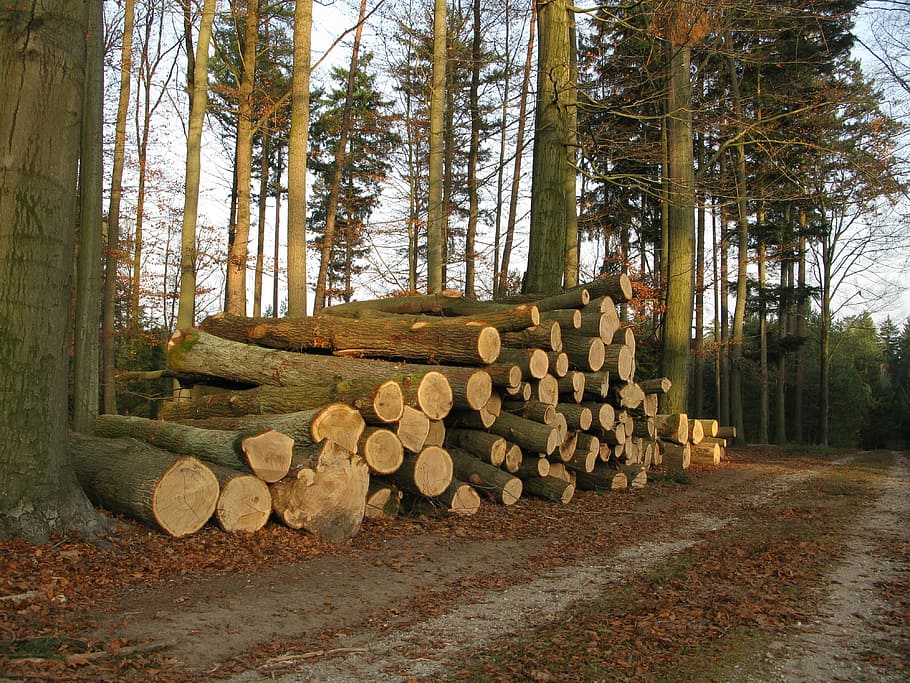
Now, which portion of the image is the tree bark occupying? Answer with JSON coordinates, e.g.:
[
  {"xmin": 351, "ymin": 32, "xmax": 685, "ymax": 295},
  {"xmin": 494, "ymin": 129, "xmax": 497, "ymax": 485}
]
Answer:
[
  {"xmin": 574, "ymin": 465, "xmax": 627, "ymax": 491},
  {"xmin": 384, "ymin": 446, "xmax": 453, "ymax": 497},
  {"xmin": 286, "ymin": 0, "xmax": 312, "ymax": 315},
  {"xmin": 0, "ymin": 2, "xmax": 106, "ymax": 542},
  {"xmin": 522, "ymin": 476, "xmax": 575, "ymax": 503},
  {"xmin": 447, "ymin": 447, "xmax": 522, "ymax": 505},
  {"xmin": 208, "ymin": 464, "xmax": 271, "ymax": 533},
  {"xmin": 159, "ymin": 379, "xmax": 403, "ymax": 425},
  {"xmin": 168, "ymin": 329, "xmax": 453, "ymax": 420},
  {"xmin": 201, "ymin": 313, "xmax": 501, "ymax": 366},
  {"xmin": 69, "ymin": 434, "xmax": 218, "ymax": 537},
  {"xmin": 93, "ymin": 414, "xmax": 293, "ymax": 483},
  {"xmin": 270, "ymin": 441, "xmax": 369, "ymax": 541}
]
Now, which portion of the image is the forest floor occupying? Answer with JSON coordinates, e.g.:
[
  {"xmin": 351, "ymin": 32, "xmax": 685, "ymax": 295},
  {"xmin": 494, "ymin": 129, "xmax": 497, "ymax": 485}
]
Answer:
[{"xmin": 1, "ymin": 445, "xmax": 908, "ymax": 682}]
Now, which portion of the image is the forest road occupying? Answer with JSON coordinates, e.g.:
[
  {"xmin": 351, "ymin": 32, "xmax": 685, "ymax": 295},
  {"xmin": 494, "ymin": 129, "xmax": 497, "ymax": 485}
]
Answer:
[{"xmin": 89, "ymin": 449, "xmax": 910, "ymax": 682}]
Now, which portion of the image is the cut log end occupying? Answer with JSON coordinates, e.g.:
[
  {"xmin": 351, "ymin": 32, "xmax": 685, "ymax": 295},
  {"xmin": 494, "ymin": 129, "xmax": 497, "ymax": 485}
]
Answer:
[
  {"xmin": 478, "ymin": 326, "xmax": 502, "ymax": 364},
  {"xmin": 215, "ymin": 475, "xmax": 271, "ymax": 533},
  {"xmin": 311, "ymin": 403, "xmax": 366, "ymax": 453},
  {"xmin": 411, "ymin": 446, "xmax": 454, "ymax": 497},
  {"xmin": 359, "ymin": 428, "xmax": 405, "ymax": 475},
  {"xmin": 240, "ymin": 430, "xmax": 295, "ymax": 483},
  {"xmin": 152, "ymin": 457, "xmax": 220, "ymax": 537},
  {"xmin": 370, "ymin": 380, "xmax": 405, "ymax": 423},
  {"xmin": 416, "ymin": 371, "xmax": 454, "ymax": 420}
]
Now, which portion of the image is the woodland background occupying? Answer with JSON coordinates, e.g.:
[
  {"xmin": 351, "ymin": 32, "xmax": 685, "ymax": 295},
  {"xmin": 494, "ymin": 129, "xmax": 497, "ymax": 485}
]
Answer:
[{"xmin": 90, "ymin": 0, "xmax": 910, "ymax": 449}]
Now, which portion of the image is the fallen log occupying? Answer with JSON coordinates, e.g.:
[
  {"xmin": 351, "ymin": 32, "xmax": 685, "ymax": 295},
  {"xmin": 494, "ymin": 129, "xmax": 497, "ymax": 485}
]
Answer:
[
  {"xmin": 384, "ymin": 446, "xmax": 453, "ymax": 497},
  {"xmin": 358, "ymin": 427, "xmax": 404, "ymax": 475},
  {"xmin": 658, "ymin": 440, "xmax": 691, "ymax": 469},
  {"xmin": 430, "ymin": 366, "xmax": 492, "ymax": 411},
  {"xmin": 688, "ymin": 418, "xmax": 705, "ymax": 445},
  {"xmin": 691, "ymin": 441, "xmax": 721, "ymax": 465},
  {"xmin": 557, "ymin": 371, "xmax": 585, "ymax": 403},
  {"xmin": 447, "ymin": 447, "xmax": 522, "ymax": 505},
  {"xmin": 512, "ymin": 455, "xmax": 551, "ymax": 479},
  {"xmin": 485, "ymin": 411, "xmax": 560, "ymax": 455},
  {"xmin": 653, "ymin": 413, "xmax": 689, "ymax": 444},
  {"xmin": 445, "ymin": 428, "xmax": 507, "ymax": 467},
  {"xmin": 621, "ymin": 463, "xmax": 648, "ymax": 489},
  {"xmin": 158, "ymin": 379, "xmax": 404, "ymax": 425},
  {"xmin": 496, "ymin": 347, "xmax": 549, "ymax": 379},
  {"xmin": 69, "ymin": 434, "xmax": 218, "ymax": 537},
  {"xmin": 269, "ymin": 441, "xmax": 370, "ymax": 542},
  {"xmin": 602, "ymin": 344, "xmax": 634, "ymax": 382},
  {"xmin": 540, "ymin": 308, "xmax": 581, "ymax": 330},
  {"xmin": 575, "ymin": 273, "xmax": 633, "ymax": 304},
  {"xmin": 162, "ymin": 404, "xmax": 365, "ymax": 455},
  {"xmin": 546, "ymin": 351, "xmax": 570, "ymax": 377},
  {"xmin": 199, "ymin": 312, "xmax": 501, "ymax": 365},
  {"xmin": 561, "ymin": 335, "xmax": 605, "ymax": 372},
  {"xmin": 168, "ymin": 329, "xmax": 452, "ymax": 420},
  {"xmin": 321, "ymin": 292, "xmax": 539, "ymax": 327},
  {"xmin": 93, "ymin": 414, "xmax": 294, "ymax": 483},
  {"xmin": 364, "ymin": 482, "xmax": 402, "ymax": 519},
  {"xmin": 521, "ymin": 476, "xmax": 575, "ymax": 504},
  {"xmin": 501, "ymin": 321, "xmax": 562, "ymax": 352},
  {"xmin": 396, "ymin": 405, "xmax": 430, "ymax": 452},
  {"xmin": 574, "ymin": 464, "xmax": 628, "ymax": 491},
  {"xmin": 435, "ymin": 479, "xmax": 483, "ymax": 515}
]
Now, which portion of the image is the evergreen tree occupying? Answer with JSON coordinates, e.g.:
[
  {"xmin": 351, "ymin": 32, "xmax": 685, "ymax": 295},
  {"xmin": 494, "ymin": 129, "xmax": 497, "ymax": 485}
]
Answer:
[{"xmin": 307, "ymin": 54, "xmax": 400, "ymax": 303}]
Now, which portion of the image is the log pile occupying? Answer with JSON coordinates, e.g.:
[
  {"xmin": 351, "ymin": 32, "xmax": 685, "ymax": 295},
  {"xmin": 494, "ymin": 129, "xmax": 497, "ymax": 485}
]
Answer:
[{"xmin": 73, "ymin": 275, "xmax": 733, "ymax": 541}]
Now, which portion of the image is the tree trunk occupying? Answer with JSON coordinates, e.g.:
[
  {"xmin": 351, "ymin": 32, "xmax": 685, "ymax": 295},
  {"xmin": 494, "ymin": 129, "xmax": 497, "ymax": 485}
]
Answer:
[
  {"xmin": 660, "ymin": 42, "xmax": 695, "ymax": 415},
  {"xmin": 574, "ymin": 464, "xmax": 627, "ymax": 491},
  {"xmin": 445, "ymin": 428, "xmax": 507, "ymax": 467},
  {"xmin": 0, "ymin": 2, "xmax": 106, "ymax": 542},
  {"xmin": 498, "ymin": 2, "xmax": 535, "ymax": 297},
  {"xmin": 159, "ymin": 376, "xmax": 403, "ymax": 425},
  {"xmin": 522, "ymin": 476, "xmax": 575, "ymax": 503},
  {"xmin": 286, "ymin": 0, "xmax": 312, "ymax": 316},
  {"xmin": 93, "ymin": 414, "xmax": 294, "ymax": 483},
  {"xmin": 447, "ymin": 447, "xmax": 522, "ymax": 505},
  {"xmin": 313, "ymin": 0, "xmax": 368, "ymax": 312},
  {"xmin": 168, "ymin": 329, "xmax": 453, "ymax": 420},
  {"xmin": 102, "ymin": 0, "xmax": 136, "ymax": 415},
  {"xmin": 73, "ymin": 0, "xmax": 104, "ymax": 433},
  {"xmin": 69, "ymin": 434, "xmax": 218, "ymax": 537},
  {"xmin": 525, "ymin": 0, "xmax": 572, "ymax": 294},
  {"xmin": 177, "ymin": 0, "xmax": 216, "ymax": 332},
  {"xmin": 658, "ymin": 440, "xmax": 690, "ymax": 469},
  {"xmin": 426, "ymin": 0, "xmax": 447, "ymax": 293},
  {"xmin": 384, "ymin": 446, "xmax": 453, "ymax": 497}
]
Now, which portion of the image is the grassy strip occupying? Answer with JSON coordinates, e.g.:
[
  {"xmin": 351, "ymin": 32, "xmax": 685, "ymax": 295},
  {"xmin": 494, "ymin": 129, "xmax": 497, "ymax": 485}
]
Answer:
[{"xmin": 450, "ymin": 451, "xmax": 891, "ymax": 682}]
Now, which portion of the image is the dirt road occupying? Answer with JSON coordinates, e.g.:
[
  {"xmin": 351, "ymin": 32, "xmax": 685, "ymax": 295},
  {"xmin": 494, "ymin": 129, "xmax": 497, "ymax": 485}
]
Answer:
[{"xmin": 2, "ymin": 447, "xmax": 908, "ymax": 681}]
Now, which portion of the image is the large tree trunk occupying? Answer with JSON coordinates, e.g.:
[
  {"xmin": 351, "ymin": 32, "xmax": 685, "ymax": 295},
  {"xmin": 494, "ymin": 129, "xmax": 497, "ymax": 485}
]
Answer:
[
  {"xmin": 225, "ymin": 0, "xmax": 259, "ymax": 315},
  {"xmin": 208, "ymin": 464, "xmax": 271, "ymax": 533},
  {"xmin": 200, "ymin": 313, "xmax": 501, "ymax": 365},
  {"xmin": 0, "ymin": 1, "xmax": 105, "ymax": 542},
  {"xmin": 177, "ymin": 0, "xmax": 216, "ymax": 332},
  {"xmin": 660, "ymin": 42, "xmax": 695, "ymax": 415},
  {"xmin": 525, "ymin": 0, "xmax": 572, "ymax": 294},
  {"xmin": 286, "ymin": 0, "xmax": 312, "ymax": 316},
  {"xmin": 69, "ymin": 434, "xmax": 218, "ymax": 537},
  {"xmin": 159, "ymin": 380, "xmax": 404, "ymax": 426},
  {"xmin": 270, "ymin": 440, "xmax": 369, "ymax": 542},
  {"xmin": 72, "ymin": 0, "xmax": 104, "ymax": 433},
  {"xmin": 426, "ymin": 0, "xmax": 446, "ymax": 292}
]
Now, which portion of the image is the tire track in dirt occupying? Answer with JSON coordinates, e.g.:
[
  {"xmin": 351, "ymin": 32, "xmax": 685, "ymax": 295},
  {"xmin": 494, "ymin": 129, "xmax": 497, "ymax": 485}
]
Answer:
[
  {"xmin": 734, "ymin": 453, "xmax": 910, "ymax": 683},
  {"xmin": 229, "ymin": 467, "xmax": 818, "ymax": 682}
]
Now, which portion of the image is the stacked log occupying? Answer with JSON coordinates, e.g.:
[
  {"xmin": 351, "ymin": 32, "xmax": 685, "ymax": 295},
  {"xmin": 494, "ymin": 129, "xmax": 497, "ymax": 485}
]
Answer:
[{"xmin": 75, "ymin": 274, "xmax": 738, "ymax": 539}]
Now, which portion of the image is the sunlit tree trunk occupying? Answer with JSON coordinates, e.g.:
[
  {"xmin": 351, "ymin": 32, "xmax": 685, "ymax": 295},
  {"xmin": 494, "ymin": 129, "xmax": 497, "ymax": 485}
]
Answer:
[
  {"xmin": 563, "ymin": 8, "xmax": 578, "ymax": 288},
  {"xmin": 287, "ymin": 0, "xmax": 312, "ymax": 315},
  {"xmin": 426, "ymin": 0, "xmax": 447, "ymax": 293},
  {"xmin": 525, "ymin": 0, "xmax": 572, "ymax": 294},
  {"xmin": 226, "ymin": 0, "xmax": 260, "ymax": 315},
  {"xmin": 102, "ymin": 0, "xmax": 136, "ymax": 415},
  {"xmin": 660, "ymin": 41, "xmax": 695, "ymax": 414},
  {"xmin": 176, "ymin": 0, "xmax": 216, "ymax": 332},
  {"xmin": 253, "ymin": 128, "xmax": 269, "ymax": 317},
  {"xmin": 313, "ymin": 0, "xmax": 367, "ymax": 312},
  {"xmin": 73, "ymin": 0, "xmax": 104, "ymax": 434},
  {"xmin": 0, "ymin": 0, "xmax": 105, "ymax": 542}
]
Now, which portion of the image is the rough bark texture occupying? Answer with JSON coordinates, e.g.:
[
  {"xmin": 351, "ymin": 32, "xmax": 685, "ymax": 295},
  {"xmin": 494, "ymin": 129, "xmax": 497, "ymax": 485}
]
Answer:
[
  {"xmin": 447, "ymin": 447, "xmax": 522, "ymax": 505},
  {"xmin": 200, "ymin": 313, "xmax": 501, "ymax": 366},
  {"xmin": 69, "ymin": 434, "xmax": 218, "ymax": 537},
  {"xmin": 0, "ymin": 3, "xmax": 106, "ymax": 542}
]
